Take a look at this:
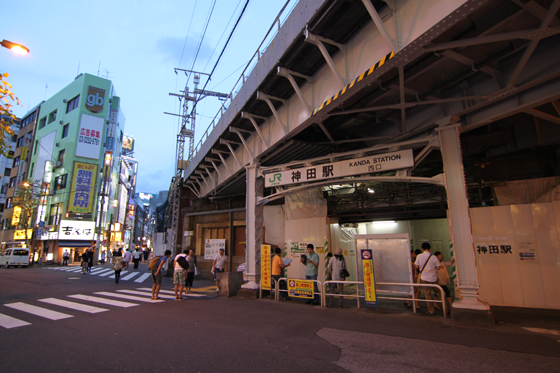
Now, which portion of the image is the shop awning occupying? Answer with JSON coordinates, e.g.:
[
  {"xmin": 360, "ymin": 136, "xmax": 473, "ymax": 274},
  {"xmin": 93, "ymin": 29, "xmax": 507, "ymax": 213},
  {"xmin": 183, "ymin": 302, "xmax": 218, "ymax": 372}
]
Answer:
[{"xmin": 58, "ymin": 240, "xmax": 92, "ymax": 248}]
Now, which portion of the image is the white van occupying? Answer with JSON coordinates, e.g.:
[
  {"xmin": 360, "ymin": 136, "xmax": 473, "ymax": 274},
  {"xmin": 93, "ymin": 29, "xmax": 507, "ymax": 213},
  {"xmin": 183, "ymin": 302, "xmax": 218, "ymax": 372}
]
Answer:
[{"xmin": 0, "ymin": 247, "xmax": 30, "ymax": 268}]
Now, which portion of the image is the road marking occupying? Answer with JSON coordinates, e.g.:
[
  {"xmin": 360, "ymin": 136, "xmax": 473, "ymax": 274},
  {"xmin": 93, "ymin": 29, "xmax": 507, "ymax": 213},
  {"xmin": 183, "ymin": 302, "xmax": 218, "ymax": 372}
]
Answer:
[
  {"xmin": 522, "ymin": 327, "xmax": 560, "ymax": 336},
  {"xmin": 109, "ymin": 270, "xmax": 129, "ymax": 279},
  {"xmin": 60, "ymin": 267, "xmax": 80, "ymax": 272},
  {"xmin": 68, "ymin": 294, "xmax": 139, "ymax": 308},
  {"xmin": 121, "ymin": 272, "xmax": 141, "ymax": 281},
  {"xmin": 89, "ymin": 267, "xmax": 106, "ymax": 273},
  {"xmin": 4, "ymin": 302, "xmax": 73, "ymax": 320},
  {"xmin": 94, "ymin": 292, "xmax": 164, "ymax": 303},
  {"xmin": 137, "ymin": 288, "xmax": 207, "ymax": 297},
  {"xmin": 117, "ymin": 290, "xmax": 175, "ymax": 299},
  {"xmin": 0, "ymin": 313, "xmax": 31, "ymax": 329},
  {"xmin": 38, "ymin": 298, "xmax": 109, "ymax": 313},
  {"xmin": 95, "ymin": 269, "xmax": 115, "ymax": 277},
  {"xmin": 134, "ymin": 273, "xmax": 151, "ymax": 283}
]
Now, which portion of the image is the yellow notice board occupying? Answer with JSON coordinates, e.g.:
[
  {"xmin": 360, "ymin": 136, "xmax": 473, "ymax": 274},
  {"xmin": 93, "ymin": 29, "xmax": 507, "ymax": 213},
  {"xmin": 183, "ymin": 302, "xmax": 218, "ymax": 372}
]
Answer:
[
  {"xmin": 361, "ymin": 249, "xmax": 377, "ymax": 306},
  {"xmin": 14, "ymin": 229, "xmax": 33, "ymax": 240},
  {"xmin": 287, "ymin": 279, "xmax": 314, "ymax": 299},
  {"xmin": 11, "ymin": 206, "xmax": 22, "ymax": 226},
  {"xmin": 261, "ymin": 245, "xmax": 271, "ymax": 290}
]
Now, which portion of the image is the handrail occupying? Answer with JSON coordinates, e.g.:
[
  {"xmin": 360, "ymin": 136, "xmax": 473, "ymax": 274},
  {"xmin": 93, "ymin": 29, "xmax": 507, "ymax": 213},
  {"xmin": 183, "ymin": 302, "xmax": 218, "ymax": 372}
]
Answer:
[{"xmin": 190, "ymin": 0, "xmax": 299, "ymax": 163}]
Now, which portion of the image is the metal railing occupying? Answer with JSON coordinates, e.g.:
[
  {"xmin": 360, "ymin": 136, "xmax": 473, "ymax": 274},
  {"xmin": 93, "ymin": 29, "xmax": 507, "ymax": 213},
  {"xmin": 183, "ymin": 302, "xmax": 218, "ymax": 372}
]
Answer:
[{"xmin": 191, "ymin": 0, "xmax": 299, "ymax": 160}]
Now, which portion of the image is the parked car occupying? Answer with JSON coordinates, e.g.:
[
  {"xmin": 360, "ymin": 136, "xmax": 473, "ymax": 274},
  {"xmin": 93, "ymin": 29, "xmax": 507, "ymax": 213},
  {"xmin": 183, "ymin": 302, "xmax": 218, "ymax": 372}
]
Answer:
[{"xmin": 0, "ymin": 247, "xmax": 30, "ymax": 268}]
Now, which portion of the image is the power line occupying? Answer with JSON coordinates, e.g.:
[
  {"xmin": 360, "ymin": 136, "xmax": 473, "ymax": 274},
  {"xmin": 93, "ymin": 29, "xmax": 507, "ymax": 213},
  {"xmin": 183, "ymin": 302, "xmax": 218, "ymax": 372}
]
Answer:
[
  {"xmin": 186, "ymin": 0, "xmax": 217, "ymax": 83},
  {"xmin": 178, "ymin": 0, "xmax": 198, "ymax": 68}
]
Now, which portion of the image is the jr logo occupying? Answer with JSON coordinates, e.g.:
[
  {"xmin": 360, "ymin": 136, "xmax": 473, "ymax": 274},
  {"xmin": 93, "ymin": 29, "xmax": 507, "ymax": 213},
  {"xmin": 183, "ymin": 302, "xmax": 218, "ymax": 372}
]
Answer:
[{"xmin": 269, "ymin": 173, "xmax": 282, "ymax": 184}]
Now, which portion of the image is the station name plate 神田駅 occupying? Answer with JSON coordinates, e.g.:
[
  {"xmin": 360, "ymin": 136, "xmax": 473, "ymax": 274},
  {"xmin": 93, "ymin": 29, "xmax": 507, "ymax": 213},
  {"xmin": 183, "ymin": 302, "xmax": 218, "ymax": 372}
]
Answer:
[{"xmin": 265, "ymin": 149, "xmax": 414, "ymax": 187}]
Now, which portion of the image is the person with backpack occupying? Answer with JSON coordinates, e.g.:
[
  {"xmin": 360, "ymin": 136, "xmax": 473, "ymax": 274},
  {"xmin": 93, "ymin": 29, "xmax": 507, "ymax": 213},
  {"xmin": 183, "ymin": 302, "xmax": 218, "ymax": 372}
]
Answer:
[
  {"xmin": 112, "ymin": 249, "xmax": 124, "ymax": 284},
  {"xmin": 150, "ymin": 250, "xmax": 171, "ymax": 300},
  {"xmin": 173, "ymin": 250, "xmax": 189, "ymax": 300},
  {"xmin": 327, "ymin": 248, "xmax": 348, "ymax": 308}
]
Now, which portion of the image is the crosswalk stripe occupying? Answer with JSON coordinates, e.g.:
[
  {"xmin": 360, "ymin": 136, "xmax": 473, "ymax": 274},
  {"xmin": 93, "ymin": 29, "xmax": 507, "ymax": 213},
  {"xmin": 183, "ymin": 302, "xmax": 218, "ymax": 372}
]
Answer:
[
  {"xmin": 121, "ymin": 272, "xmax": 141, "ymax": 281},
  {"xmin": 0, "ymin": 312, "xmax": 31, "ymax": 329},
  {"xmin": 117, "ymin": 290, "xmax": 175, "ymax": 299},
  {"xmin": 136, "ymin": 288, "xmax": 207, "ymax": 297},
  {"xmin": 38, "ymin": 298, "xmax": 109, "ymax": 313},
  {"xmin": 4, "ymin": 302, "xmax": 73, "ymax": 320},
  {"xmin": 67, "ymin": 268, "xmax": 84, "ymax": 273},
  {"xmin": 68, "ymin": 294, "xmax": 138, "ymax": 308},
  {"xmin": 135, "ymin": 273, "xmax": 151, "ymax": 283},
  {"xmin": 95, "ymin": 269, "xmax": 115, "ymax": 277},
  {"xmin": 522, "ymin": 327, "xmax": 560, "ymax": 336},
  {"xmin": 94, "ymin": 292, "xmax": 164, "ymax": 303},
  {"xmin": 89, "ymin": 267, "xmax": 106, "ymax": 273}
]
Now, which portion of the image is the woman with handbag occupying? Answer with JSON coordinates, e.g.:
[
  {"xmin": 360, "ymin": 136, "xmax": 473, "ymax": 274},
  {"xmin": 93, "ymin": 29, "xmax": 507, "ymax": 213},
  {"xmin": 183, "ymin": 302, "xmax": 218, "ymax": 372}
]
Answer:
[{"xmin": 327, "ymin": 248, "xmax": 348, "ymax": 308}]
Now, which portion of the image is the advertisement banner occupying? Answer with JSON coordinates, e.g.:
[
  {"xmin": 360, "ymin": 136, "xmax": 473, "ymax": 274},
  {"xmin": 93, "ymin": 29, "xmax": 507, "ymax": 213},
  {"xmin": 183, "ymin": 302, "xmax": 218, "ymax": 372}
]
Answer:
[
  {"xmin": 204, "ymin": 239, "xmax": 226, "ymax": 260},
  {"xmin": 361, "ymin": 249, "xmax": 377, "ymax": 307},
  {"xmin": 76, "ymin": 114, "xmax": 103, "ymax": 159},
  {"xmin": 265, "ymin": 149, "xmax": 414, "ymax": 187},
  {"xmin": 287, "ymin": 279, "xmax": 314, "ymax": 299},
  {"xmin": 58, "ymin": 220, "xmax": 95, "ymax": 240},
  {"xmin": 261, "ymin": 245, "xmax": 271, "ymax": 290},
  {"xmin": 68, "ymin": 162, "xmax": 98, "ymax": 215},
  {"xmin": 11, "ymin": 206, "xmax": 21, "ymax": 226}
]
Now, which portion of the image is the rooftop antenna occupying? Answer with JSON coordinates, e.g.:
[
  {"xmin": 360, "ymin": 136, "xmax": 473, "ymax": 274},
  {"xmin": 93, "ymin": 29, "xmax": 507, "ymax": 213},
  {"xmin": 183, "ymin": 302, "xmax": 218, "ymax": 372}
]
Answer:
[
  {"xmin": 76, "ymin": 61, "xmax": 81, "ymax": 76},
  {"xmin": 44, "ymin": 84, "xmax": 48, "ymax": 100},
  {"xmin": 97, "ymin": 61, "xmax": 101, "ymax": 76}
]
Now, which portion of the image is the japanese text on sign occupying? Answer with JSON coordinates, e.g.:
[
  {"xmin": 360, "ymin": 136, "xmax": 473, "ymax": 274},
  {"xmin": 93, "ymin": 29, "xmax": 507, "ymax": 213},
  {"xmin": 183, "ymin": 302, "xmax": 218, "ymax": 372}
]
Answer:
[
  {"xmin": 261, "ymin": 245, "xmax": 271, "ymax": 290},
  {"xmin": 69, "ymin": 162, "xmax": 98, "ymax": 214},
  {"xmin": 287, "ymin": 279, "xmax": 314, "ymax": 299},
  {"xmin": 265, "ymin": 149, "xmax": 413, "ymax": 187},
  {"xmin": 204, "ymin": 239, "xmax": 226, "ymax": 260},
  {"xmin": 58, "ymin": 220, "xmax": 95, "ymax": 240},
  {"xmin": 361, "ymin": 249, "xmax": 377, "ymax": 306}
]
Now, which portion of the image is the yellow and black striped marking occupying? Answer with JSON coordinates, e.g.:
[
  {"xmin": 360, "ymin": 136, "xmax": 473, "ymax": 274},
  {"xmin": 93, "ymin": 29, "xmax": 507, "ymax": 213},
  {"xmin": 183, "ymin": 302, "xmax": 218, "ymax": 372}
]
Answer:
[{"xmin": 311, "ymin": 50, "xmax": 395, "ymax": 116}]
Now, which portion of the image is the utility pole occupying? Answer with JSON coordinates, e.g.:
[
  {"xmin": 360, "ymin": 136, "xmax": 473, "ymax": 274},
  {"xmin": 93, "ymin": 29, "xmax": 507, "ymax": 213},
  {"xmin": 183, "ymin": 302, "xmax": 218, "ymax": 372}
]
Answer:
[{"xmin": 165, "ymin": 70, "xmax": 228, "ymax": 255}]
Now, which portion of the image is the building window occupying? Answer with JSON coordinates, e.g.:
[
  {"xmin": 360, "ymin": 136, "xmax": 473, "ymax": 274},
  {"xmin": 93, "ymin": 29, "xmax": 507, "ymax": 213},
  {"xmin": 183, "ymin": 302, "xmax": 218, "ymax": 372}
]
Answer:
[
  {"xmin": 21, "ymin": 112, "xmax": 36, "ymax": 128},
  {"xmin": 58, "ymin": 149, "xmax": 65, "ymax": 163},
  {"xmin": 9, "ymin": 177, "xmax": 16, "ymax": 188},
  {"xmin": 54, "ymin": 174, "xmax": 67, "ymax": 190},
  {"xmin": 29, "ymin": 164, "xmax": 34, "ymax": 178},
  {"xmin": 12, "ymin": 156, "xmax": 20, "ymax": 168},
  {"xmin": 48, "ymin": 203, "xmax": 62, "ymax": 225},
  {"xmin": 4, "ymin": 167, "xmax": 10, "ymax": 176},
  {"xmin": 48, "ymin": 110, "xmax": 57, "ymax": 124},
  {"xmin": 16, "ymin": 137, "xmax": 24, "ymax": 148},
  {"xmin": 62, "ymin": 124, "xmax": 69, "ymax": 138},
  {"xmin": 1, "ymin": 184, "xmax": 7, "ymax": 194},
  {"xmin": 39, "ymin": 117, "xmax": 46, "ymax": 129},
  {"xmin": 6, "ymin": 197, "xmax": 13, "ymax": 209},
  {"xmin": 66, "ymin": 95, "xmax": 80, "ymax": 113}
]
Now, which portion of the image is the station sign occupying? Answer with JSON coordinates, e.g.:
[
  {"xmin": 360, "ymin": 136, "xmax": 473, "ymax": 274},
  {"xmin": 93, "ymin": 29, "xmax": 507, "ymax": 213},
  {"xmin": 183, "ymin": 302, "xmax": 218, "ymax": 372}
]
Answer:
[{"xmin": 265, "ymin": 149, "xmax": 413, "ymax": 187}]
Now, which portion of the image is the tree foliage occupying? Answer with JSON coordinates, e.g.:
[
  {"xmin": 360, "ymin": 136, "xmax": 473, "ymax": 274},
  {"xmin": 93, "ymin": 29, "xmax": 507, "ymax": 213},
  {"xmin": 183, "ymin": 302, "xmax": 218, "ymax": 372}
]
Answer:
[
  {"xmin": 13, "ymin": 180, "xmax": 42, "ymax": 248},
  {"xmin": 0, "ymin": 72, "xmax": 18, "ymax": 157}
]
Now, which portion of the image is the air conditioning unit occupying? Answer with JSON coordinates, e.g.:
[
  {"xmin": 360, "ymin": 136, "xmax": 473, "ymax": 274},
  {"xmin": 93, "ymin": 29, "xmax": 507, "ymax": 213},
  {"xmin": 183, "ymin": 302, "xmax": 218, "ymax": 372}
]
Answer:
[
  {"xmin": 54, "ymin": 161, "xmax": 63, "ymax": 168},
  {"xmin": 63, "ymin": 99, "xmax": 67, "ymax": 103},
  {"xmin": 59, "ymin": 120, "xmax": 64, "ymax": 125},
  {"xmin": 55, "ymin": 143, "xmax": 60, "ymax": 147}
]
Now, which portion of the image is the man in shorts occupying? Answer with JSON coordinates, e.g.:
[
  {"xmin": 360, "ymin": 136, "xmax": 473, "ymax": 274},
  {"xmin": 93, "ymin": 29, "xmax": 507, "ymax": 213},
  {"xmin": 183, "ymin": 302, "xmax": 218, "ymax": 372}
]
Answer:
[
  {"xmin": 151, "ymin": 250, "xmax": 171, "ymax": 300},
  {"xmin": 212, "ymin": 248, "xmax": 227, "ymax": 292},
  {"xmin": 173, "ymin": 250, "xmax": 189, "ymax": 300}
]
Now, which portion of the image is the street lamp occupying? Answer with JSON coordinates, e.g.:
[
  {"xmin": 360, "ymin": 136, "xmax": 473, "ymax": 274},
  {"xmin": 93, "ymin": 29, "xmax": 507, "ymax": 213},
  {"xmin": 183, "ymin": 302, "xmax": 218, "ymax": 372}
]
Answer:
[{"xmin": 1, "ymin": 39, "xmax": 29, "ymax": 55}]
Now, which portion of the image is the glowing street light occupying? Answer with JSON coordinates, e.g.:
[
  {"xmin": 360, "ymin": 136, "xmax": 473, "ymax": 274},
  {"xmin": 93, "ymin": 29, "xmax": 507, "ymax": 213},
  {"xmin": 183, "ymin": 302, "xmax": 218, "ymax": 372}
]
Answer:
[{"xmin": 1, "ymin": 39, "xmax": 29, "ymax": 55}]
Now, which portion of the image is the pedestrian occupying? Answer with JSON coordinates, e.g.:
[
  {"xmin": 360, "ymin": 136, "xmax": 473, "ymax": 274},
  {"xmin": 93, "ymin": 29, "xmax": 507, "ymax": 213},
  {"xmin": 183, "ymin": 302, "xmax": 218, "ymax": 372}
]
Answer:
[
  {"xmin": 414, "ymin": 242, "xmax": 442, "ymax": 315},
  {"xmin": 174, "ymin": 250, "xmax": 189, "ymax": 300},
  {"xmin": 132, "ymin": 248, "xmax": 142, "ymax": 270},
  {"xmin": 327, "ymin": 248, "xmax": 347, "ymax": 308},
  {"xmin": 300, "ymin": 243, "xmax": 320, "ymax": 305},
  {"xmin": 185, "ymin": 249, "xmax": 198, "ymax": 294},
  {"xmin": 100, "ymin": 250, "xmax": 106, "ymax": 265},
  {"xmin": 62, "ymin": 250, "xmax": 70, "ymax": 266},
  {"xmin": 143, "ymin": 249, "xmax": 150, "ymax": 261},
  {"xmin": 271, "ymin": 247, "xmax": 291, "ymax": 300},
  {"xmin": 212, "ymin": 248, "xmax": 227, "ymax": 292},
  {"xmin": 81, "ymin": 250, "xmax": 89, "ymax": 274},
  {"xmin": 123, "ymin": 249, "xmax": 132, "ymax": 269},
  {"xmin": 435, "ymin": 251, "xmax": 454, "ymax": 314},
  {"xmin": 112, "ymin": 249, "xmax": 124, "ymax": 284},
  {"xmin": 151, "ymin": 250, "xmax": 171, "ymax": 300},
  {"xmin": 87, "ymin": 243, "xmax": 95, "ymax": 272}
]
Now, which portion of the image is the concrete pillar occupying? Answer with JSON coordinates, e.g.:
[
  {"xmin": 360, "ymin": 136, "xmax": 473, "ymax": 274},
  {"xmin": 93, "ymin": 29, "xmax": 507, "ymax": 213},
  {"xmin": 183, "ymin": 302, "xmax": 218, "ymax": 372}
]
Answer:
[
  {"xmin": 437, "ymin": 124, "xmax": 493, "ymax": 323},
  {"xmin": 240, "ymin": 163, "xmax": 264, "ymax": 296}
]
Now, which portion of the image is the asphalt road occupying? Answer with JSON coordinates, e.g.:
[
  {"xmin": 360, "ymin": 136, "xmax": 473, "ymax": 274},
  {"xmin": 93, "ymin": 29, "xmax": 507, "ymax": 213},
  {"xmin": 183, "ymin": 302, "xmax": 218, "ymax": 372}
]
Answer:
[{"xmin": 0, "ymin": 264, "xmax": 558, "ymax": 373}]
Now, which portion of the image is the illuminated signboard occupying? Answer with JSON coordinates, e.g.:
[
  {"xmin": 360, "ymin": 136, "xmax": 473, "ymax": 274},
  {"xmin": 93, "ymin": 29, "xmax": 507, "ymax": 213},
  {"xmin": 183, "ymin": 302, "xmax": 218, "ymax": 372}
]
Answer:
[{"xmin": 68, "ymin": 162, "xmax": 98, "ymax": 215}]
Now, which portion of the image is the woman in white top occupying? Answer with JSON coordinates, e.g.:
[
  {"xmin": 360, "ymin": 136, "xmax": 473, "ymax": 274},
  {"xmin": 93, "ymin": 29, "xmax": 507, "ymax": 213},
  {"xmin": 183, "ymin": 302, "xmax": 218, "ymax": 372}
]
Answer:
[{"xmin": 327, "ymin": 248, "xmax": 347, "ymax": 308}]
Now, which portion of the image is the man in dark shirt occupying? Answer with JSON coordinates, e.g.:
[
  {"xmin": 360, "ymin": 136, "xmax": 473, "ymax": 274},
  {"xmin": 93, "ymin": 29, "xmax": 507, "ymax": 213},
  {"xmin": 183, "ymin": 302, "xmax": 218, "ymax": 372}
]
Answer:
[{"xmin": 81, "ymin": 251, "xmax": 89, "ymax": 274}]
